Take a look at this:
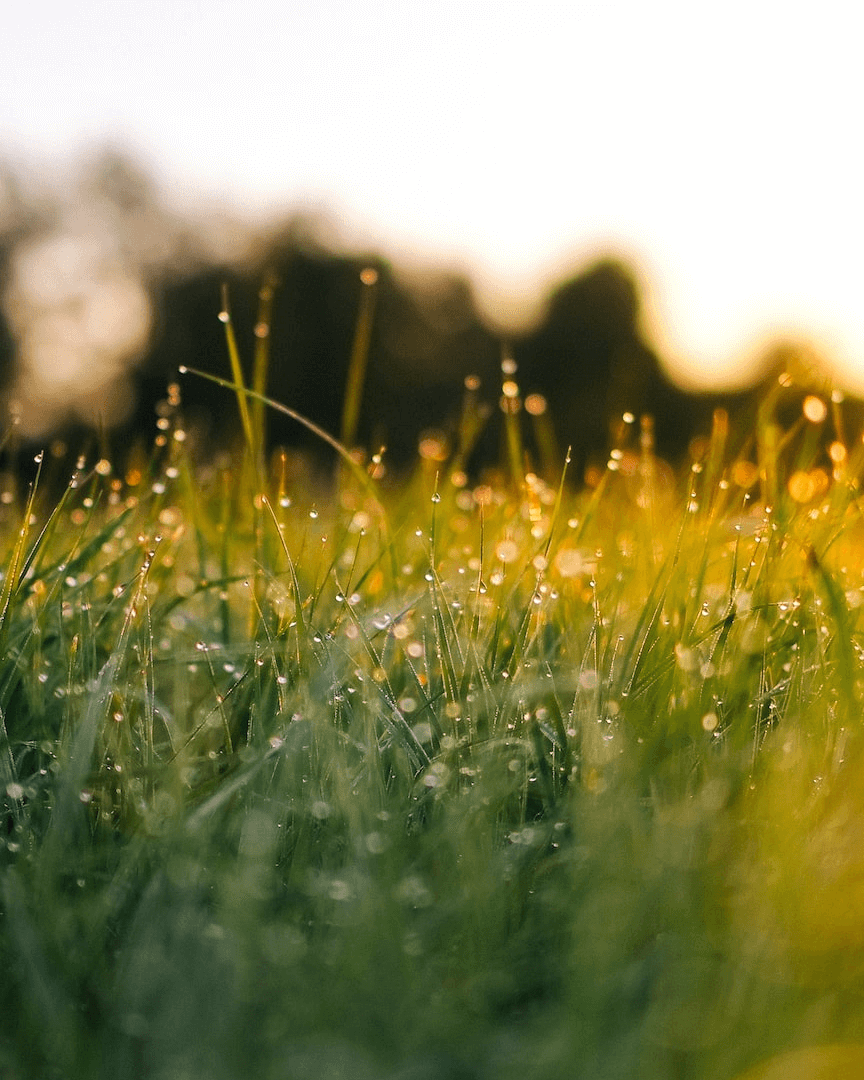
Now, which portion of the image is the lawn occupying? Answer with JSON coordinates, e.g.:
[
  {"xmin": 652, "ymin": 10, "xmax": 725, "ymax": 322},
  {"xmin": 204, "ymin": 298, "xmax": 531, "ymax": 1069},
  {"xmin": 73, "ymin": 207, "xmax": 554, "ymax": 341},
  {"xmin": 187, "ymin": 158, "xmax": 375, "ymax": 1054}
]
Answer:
[{"xmin": 2, "ymin": 343, "xmax": 864, "ymax": 1079}]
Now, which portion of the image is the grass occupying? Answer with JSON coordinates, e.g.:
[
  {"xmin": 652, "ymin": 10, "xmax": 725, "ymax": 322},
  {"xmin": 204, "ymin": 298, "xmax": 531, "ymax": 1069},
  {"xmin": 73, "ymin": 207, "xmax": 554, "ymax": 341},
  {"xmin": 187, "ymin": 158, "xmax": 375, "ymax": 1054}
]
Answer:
[{"xmin": 2, "ymin": 342, "xmax": 864, "ymax": 1079}]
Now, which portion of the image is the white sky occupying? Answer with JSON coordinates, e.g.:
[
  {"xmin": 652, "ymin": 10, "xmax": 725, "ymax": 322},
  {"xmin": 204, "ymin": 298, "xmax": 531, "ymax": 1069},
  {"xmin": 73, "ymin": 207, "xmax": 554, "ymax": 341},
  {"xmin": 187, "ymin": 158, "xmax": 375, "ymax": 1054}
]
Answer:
[{"xmin": 2, "ymin": 0, "xmax": 862, "ymax": 390}]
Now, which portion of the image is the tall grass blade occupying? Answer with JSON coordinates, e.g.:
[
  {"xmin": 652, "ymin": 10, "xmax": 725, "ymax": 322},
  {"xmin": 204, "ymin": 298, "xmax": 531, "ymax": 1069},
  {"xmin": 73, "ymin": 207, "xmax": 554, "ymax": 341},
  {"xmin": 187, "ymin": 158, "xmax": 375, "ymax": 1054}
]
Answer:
[
  {"xmin": 218, "ymin": 283, "xmax": 255, "ymax": 456},
  {"xmin": 340, "ymin": 267, "xmax": 379, "ymax": 451}
]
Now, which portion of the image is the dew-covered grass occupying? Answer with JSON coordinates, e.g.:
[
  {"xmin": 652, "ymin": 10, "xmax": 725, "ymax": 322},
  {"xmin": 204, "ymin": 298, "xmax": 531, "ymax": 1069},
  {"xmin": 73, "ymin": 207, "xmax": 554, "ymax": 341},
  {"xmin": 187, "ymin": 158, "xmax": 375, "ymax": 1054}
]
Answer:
[{"xmin": 3, "ymin": 370, "xmax": 864, "ymax": 1080}]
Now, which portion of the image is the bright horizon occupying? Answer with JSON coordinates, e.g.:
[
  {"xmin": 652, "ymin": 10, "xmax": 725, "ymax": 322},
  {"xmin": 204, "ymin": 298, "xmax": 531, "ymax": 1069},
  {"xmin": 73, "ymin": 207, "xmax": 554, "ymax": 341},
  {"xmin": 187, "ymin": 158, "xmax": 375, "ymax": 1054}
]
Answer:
[{"xmin": 3, "ymin": 0, "xmax": 863, "ymax": 396}]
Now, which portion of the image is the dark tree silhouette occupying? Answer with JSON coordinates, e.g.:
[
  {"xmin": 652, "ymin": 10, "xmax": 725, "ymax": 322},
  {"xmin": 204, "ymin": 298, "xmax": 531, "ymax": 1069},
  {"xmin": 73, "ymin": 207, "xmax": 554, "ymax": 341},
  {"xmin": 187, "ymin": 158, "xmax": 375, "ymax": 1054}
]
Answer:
[
  {"xmin": 512, "ymin": 258, "xmax": 717, "ymax": 471},
  {"xmin": 0, "ymin": 149, "xmax": 850, "ymax": 486},
  {"xmin": 136, "ymin": 234, "xmax": 502, "ymax": 467}
]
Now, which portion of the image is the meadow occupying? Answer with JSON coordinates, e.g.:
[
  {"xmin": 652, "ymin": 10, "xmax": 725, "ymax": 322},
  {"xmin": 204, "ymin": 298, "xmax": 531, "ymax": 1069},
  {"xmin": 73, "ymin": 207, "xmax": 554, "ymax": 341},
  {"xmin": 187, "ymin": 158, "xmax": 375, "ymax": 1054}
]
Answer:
[{"xmin": 2, "ymin": 306, "xmax": 864, "ymax": 1080}]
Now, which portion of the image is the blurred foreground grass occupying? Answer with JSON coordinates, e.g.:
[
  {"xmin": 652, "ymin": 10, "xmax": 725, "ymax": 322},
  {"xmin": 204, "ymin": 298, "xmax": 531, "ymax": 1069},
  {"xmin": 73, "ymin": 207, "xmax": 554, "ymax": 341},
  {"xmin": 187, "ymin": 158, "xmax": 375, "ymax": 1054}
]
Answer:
[{"xmin": 3, "ymin": 370, "xmax": 864, "ymax": 1079}]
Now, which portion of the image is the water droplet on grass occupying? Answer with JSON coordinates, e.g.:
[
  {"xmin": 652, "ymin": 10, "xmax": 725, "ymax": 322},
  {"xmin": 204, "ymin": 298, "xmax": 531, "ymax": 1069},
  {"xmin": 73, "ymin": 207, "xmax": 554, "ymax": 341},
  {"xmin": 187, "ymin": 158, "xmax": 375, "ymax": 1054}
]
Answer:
[
  {"xmin": 329, "ymin": 879, "xmax": 352, "ymax": 901},
  {"xmin": 366, "ymin": 831, "xmax": 389, "ymax": 854}
]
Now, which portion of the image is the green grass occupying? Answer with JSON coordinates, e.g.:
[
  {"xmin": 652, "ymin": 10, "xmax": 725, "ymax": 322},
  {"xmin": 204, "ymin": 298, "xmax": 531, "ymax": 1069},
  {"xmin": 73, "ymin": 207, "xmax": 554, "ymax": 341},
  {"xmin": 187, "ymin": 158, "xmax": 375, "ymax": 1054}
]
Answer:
[{"xmin": 3, "ymin": 369, "xmax": 864, "ymax": 1080}]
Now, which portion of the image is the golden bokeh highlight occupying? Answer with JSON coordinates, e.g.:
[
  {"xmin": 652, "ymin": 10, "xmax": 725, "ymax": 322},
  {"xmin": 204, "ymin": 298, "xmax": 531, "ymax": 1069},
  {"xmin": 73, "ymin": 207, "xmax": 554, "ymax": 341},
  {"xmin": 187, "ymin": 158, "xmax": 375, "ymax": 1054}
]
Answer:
[
  {"xmin": 417, "ymin": 432, "xmax": 449, "ymax": 462},
  {"xmin": 731, "ymin": 460, "xmax": 759, "ymax": 489},
  {"xmin": 829, "ymin": 441, "xmax": 847, "ymax": 464},
  {"xmin": 787, "ymin": 468, "xmax": 830, "ymax": 503},
  {"xmin": 802, "ymin": 394, "xmax": 828, "ymax": 423},
  {"xmin": 524, "ymin": 392, "xmax": 547, "ymax": 416}
]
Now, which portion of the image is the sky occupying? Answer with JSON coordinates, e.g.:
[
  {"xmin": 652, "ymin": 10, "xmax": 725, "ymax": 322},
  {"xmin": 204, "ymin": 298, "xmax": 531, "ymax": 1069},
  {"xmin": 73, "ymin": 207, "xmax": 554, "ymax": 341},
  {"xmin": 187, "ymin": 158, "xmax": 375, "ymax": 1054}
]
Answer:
[{"xmin": 2, "ymin": 0, "xmax": 863, "ymax": 394}]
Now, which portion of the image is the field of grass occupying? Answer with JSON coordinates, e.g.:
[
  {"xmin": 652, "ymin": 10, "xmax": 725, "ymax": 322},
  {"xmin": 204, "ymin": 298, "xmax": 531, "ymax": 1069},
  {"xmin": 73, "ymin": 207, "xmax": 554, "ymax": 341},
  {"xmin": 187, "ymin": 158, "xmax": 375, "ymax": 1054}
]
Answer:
[{"xmin": 3, "ymin": 349, "xmax": 864, "ymax": 1079}]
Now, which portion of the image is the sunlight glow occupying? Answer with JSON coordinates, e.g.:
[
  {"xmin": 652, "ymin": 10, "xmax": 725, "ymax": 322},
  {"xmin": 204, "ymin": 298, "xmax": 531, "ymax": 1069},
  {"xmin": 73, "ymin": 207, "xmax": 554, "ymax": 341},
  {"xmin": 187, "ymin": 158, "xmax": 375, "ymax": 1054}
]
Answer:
[{"xmin": 1, "ymin": 0, "xmax": 862, "ymax": 402}]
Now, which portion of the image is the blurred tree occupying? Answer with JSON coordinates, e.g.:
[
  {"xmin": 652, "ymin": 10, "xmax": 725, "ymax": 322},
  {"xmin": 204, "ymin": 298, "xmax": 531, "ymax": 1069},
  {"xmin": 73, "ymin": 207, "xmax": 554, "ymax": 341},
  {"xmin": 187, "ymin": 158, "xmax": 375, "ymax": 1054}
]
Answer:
[
  {"xmin": 1, "ymin": 148, "xmax": 852, "ymax": 486},
  {"xmin": 137, "ymin": 229, "xmax": 501, "ymax": 468},
  {"xmin": 512, "ymin": 258, "xmax": 717, "ymax": 472}
]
